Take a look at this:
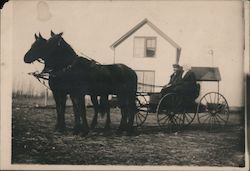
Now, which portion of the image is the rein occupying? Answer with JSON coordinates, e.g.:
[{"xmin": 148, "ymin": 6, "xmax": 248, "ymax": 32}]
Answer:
[
  {"xmin": 75, "ymin": 49, "xmax": 101, "ymax": 65},
  {"xmin": 138, "ymin": 82, "xmax": 164, "ymax": 88},
  {"xmin": 28, "ymin": 71, "xmax": 50, "ymax": 90}
]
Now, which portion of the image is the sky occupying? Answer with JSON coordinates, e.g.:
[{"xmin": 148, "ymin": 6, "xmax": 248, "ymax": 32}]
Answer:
[{"xmin": 1, "ymin": 0, "xmax": 245, "ymax": 106}]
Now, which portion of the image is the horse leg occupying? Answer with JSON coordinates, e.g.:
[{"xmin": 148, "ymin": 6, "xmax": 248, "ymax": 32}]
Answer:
[
  {"xmin": 117, "ymin": 107, "xmax": 127, "ymax": 133},
  {"xmin": 126, "ymin": 95, "xmax": 137, "ymax": 135},
  {"xmin": 70, "ymin": 94, "xmax": 89, "ymax": 136},
  {"xmin": 52, "ymin": 91, "xmax": 67, "ymax": 132},
  {"xmin": 79, "ymin": 97, "xmax": 89, "ymax": 136},
  {"xmin": 90, "ymin": 95, "xmax": 99, "ymax": 129},
  {"xmin": 117, "ymin": 95, "xmax": 128, "ymax": 133},
  {"xmin": 102, "ymin": 95, "xmax": 111, "ymax": 130}
]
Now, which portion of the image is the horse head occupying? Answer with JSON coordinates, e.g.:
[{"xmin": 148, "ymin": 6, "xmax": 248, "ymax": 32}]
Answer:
[
  {"xmin": 41, "ymin": 31, "xmax": 77, "ymax": 73},
  {"xmin": 24, "ymin": 33, "xmax": 47, "ymax": 63}
]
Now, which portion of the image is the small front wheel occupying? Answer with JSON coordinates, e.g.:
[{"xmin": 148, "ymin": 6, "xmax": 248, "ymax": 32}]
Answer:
[{"xmin": 135, "ymin": 95, "xmax": 149, "ymax": 127}]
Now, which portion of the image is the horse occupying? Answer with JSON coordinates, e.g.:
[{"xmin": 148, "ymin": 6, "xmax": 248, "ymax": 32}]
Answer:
[
  {"xmin": 26, "ymin": 33, "xmax": 110, "ymax": 131},
  {"xmin": 24, "ymin": 31, "xmax": 137, "ymax": 136}
]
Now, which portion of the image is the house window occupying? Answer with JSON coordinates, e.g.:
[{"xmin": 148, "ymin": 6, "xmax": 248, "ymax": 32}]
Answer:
[
  {"xmin": 136, "ymin": 70, "xmax": 155, "ymax": 92},
  {"xmin": 134, "ymin": 37, "xmax": 157, "ymax": 58}
]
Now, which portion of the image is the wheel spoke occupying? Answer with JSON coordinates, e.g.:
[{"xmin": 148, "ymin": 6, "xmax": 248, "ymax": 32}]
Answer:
[
  {"xmin": 158, "ymin": 114, "xmax": 169, "ymax": 122},
  {"xmin": 202, "ymin": 114, "xmax": 211, "ymax": 124},
  {"xmin": 174, "ymin": 114, "xmax": 183, "ymax": 125},
  {"xmin": 137, "ymin": 114, "xmax": 143, "ymax": 123},
  {"xmin": 199, "ymin": 113, "xmax": 210, "ymax": 119},
  {"xmin": 184, "ymin": 114, "xmax": 191, "ymax": 124},
  {"xmin": 138, "ymin": 112, "xmax": 146, "ymax": 119},
  {"xmin": 185, "ymin": 113, "xmax": 193, "ymax": 121},
  {"xmin": 217, "ymin": 94, "xmax": 221, "ymax": 104},
  {"xmin": 214, "ymin": 93, "xmax": 217, "ymax": 104},
  {"xmin": 214, "ymin": 116, "xmax": 221, "ymax": 126},
  {"xmin": 203, "ymin": 96, "xmax": 209, "ymax": 105},
  {"xmin": 162, "ymin": 115, "xmax": 171, "ymax": 126},
  {"xmin": 213, "ymin": 117, "xmax": 218, "ymax": 126},
  {"xmin": 182, "ymin": 113, "xmax": 187, "ymax": 124},
  {"xmin": 171, "ymin": 115, "xmax": 178, "ymax": 125},
  {"xmin": 209, "ymin": 93, "xmax": 212, "ymax": 103},
  {"xmin": 209, "ymin": 117, "xmax": 213, "ymax": 130},
  {"xmin": 216, "ymin": 114, "xmax": 227, "ymax": 124}
]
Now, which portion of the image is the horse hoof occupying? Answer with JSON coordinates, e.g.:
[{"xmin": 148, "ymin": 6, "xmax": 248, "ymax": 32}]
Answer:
[
  {"xmin": 90, "ymin": 125, "xmax": 96, "ymax": 129},
  {"xmin": 73, "ymin": 130, "xmax": 80, "ymax": 135},
  {"xmin": 55, "ymin": 125, "xmax": 65, "ymax": 133},
  {"xmin": 73, "ymin": 126, "xmax": 82, "ymax": 135},
  {"xmin": 126, "ymin": 127, "xmax": 139, "ymax": 136},
  {"xmin": 81, "ymin": 130, "xmax": 89, "ymax": 137},
  {"xmin": 126, "ymin": 131, "xmax": 140, "ymax": 136},
  {"xmin": 116, "ymin": 129, "xmax": 125, "ymax": 135},
  {"xmin": 90, "ymin": 121, "xmax": 98, "ymax": 129},
  {"xmin": 104, "ymin": 125, "xmax": 111, "ymax": 130}
]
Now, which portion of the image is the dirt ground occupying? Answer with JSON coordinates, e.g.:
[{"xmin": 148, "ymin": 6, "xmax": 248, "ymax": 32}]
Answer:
[{"xmin": 12, "ymin": 96, "xmax": 245, "ymax": 167}]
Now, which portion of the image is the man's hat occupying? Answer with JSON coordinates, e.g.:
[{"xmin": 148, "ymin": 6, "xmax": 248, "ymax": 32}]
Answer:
[{"xmin": 172, "ymin": 64, "xmax": 180, "ymax": 68}]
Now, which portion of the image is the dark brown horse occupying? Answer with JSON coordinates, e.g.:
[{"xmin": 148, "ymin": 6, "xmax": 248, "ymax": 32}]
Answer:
[
  {"xmin": 26, "ymin": 33, "xmax": 110, "ymax": 131},
  {"xmin": 24, "ymin": 31, "xmax": 137, "ymax": 136}
]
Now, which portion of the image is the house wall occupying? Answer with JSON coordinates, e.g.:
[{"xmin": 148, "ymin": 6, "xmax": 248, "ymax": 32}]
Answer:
[{"xmin": 114, "ymin": 24, "xmax": 177, "ymax": 92}]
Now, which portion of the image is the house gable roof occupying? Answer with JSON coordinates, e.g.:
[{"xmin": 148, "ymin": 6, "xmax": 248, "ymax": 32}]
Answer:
[{"xmin": 110, "ymin": 18, "xmax": 181, "ymax": 50}]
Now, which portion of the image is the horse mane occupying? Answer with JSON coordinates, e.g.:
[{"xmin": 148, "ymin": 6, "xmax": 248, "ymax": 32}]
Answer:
[
  {"xmin": 45, "ymin": 34, "xmax": 105, "ymax": 75},
  {"xmin": 47, "ymin": 35, "xmax": 77, "ymax": 60}
]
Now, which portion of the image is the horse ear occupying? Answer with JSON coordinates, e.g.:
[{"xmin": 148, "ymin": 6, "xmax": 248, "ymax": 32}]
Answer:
[
  {"xmin": 58, "ymin": 32, "xmax": 63, "ymax": 37},
  {"xmin": 35, "ymin": 33, "xmax": 38, "ymax": 40},
  {"xmin": 51, "ymin": 30, "xmax": 55, "ymax": 37},
  {"xmin": 39, "ymin": 32, "xmax": 44, "ymax": 39}
]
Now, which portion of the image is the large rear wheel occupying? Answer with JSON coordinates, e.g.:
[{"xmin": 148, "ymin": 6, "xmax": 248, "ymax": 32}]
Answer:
[{"xmin": 197, "ymin": 92, "xmax": 229, "ymax": 130}]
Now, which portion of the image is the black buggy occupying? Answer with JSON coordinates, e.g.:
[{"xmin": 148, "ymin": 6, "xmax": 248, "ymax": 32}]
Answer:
[{"xmin": 134, "ymin": 67, "xmax": 230, "ymax": 131}]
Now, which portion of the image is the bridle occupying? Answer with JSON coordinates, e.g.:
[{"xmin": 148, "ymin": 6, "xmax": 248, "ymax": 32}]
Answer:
[
  {"xmin": 27, "ymin": 34, "xmax": 100, "ymax": 90},
  {"xmin": 36, "ymin": 58, "xmax": 45, "ymax": 64}
]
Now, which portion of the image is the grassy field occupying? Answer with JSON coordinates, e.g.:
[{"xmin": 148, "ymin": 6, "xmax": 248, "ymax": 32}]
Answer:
[{"xmin": 12, "ymin": 96, "xmax": 245, "ymax": 166}]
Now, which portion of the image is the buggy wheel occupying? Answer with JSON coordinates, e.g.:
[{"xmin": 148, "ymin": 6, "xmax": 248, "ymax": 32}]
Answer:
[
  {"xmin": 197, "ymin": 92, "xmax": 229, "ymax": 130},
  {"xmin": 181, "ymin": 110, "xmax": 196, "ymax": 128},
  {"xmin": 156, "ymin": 93, "xmax": 195, "ymax": 131},
  {"xmin": 135, "ymin": 95, "xmax": 149, "ymax": 127}
]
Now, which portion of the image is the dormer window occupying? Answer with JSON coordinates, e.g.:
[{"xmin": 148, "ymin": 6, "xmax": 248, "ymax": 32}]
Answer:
[{"xmin": 133, "ymin": 37, "xmax": 157, "ymax": 58}]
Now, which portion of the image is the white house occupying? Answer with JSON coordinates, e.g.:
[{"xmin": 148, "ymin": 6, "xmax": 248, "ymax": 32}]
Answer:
[
  {"xmin": 110, "ymin": 18, "xmax": 244, "ymax": 110},
  {"xmin": 111, "ymin": 18, "xmax": 182, "ymax": 93}
]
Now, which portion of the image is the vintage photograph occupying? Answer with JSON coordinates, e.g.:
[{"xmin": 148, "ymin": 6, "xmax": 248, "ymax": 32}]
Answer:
[{"xmin": 1, "ymin": 0, "xmax": 248, "ymax": 170}]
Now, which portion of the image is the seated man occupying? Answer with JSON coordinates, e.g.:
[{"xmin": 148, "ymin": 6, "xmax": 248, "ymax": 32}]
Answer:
[
  {"xmin": 160, "ymin": 64, "xmax": 183, "ymax": 96},
  {"xmin": 174, "ymin": 64, "xmax": 198, "ymax": 102},
  {"xmin": 161, "ymin": 64, "xmax": 199, "ymax": 107},
  {"xmin": 149, "ymin": 64, "xmax": 183, "ymax": 112}
]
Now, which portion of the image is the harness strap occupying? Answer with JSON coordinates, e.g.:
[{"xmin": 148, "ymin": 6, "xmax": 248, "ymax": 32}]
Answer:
[{"xmin": 138, "ymin": 82, "xmax": 164, "ymax": 88}]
